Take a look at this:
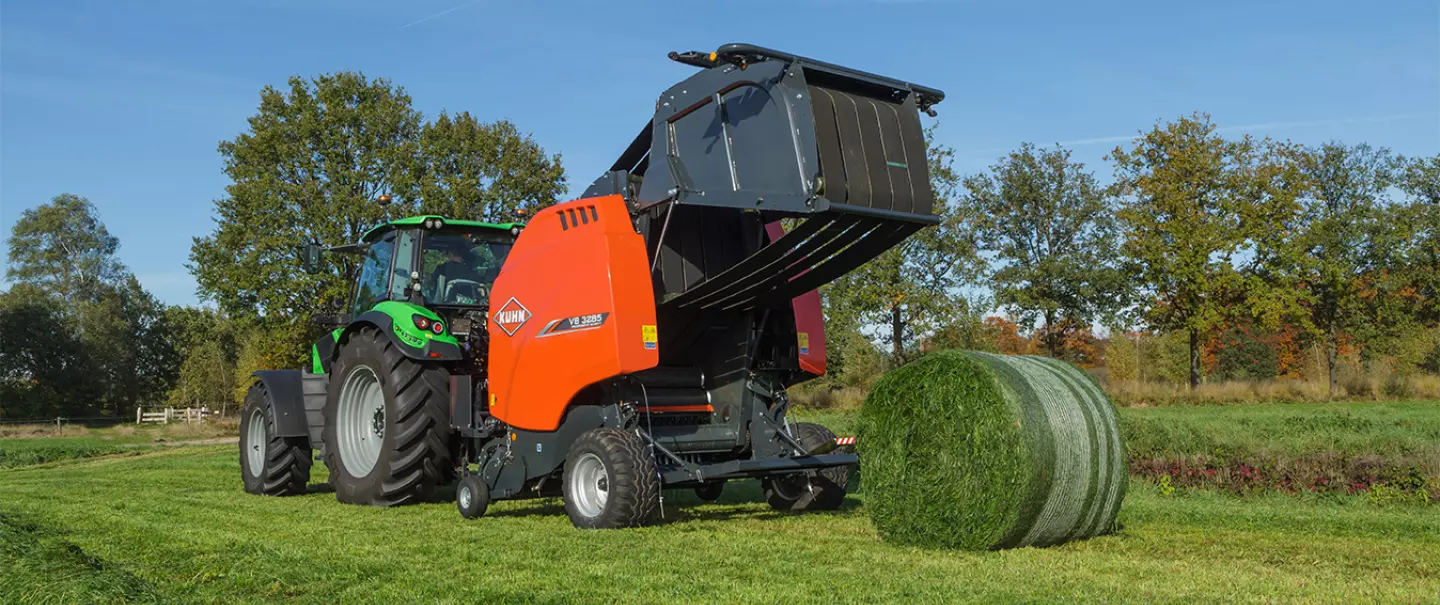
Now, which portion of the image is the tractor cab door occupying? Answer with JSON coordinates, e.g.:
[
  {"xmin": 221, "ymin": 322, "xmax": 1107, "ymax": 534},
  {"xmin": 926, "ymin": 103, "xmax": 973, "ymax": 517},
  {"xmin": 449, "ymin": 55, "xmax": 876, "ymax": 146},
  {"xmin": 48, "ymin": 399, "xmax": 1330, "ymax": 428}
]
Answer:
[{"xmin": 351, "ymin": 232, "xmax": 396, "ymax": 315}]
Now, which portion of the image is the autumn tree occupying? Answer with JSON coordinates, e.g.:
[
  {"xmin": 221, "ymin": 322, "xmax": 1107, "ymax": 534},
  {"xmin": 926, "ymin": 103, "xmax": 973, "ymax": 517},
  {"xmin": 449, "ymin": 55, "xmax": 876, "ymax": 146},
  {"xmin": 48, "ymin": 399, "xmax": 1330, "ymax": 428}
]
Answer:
[
  {"xmin": 962, "ymin": 143, "xmax": 1127, "ymax": 357},
  {"xmin": 1109, "ymin": 113, "xmax": 1303, "ymax": 389}
]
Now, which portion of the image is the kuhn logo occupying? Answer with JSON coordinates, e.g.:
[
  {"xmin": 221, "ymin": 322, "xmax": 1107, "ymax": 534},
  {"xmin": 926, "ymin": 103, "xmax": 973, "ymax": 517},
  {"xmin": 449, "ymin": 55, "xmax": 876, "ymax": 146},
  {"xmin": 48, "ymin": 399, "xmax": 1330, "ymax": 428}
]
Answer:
[{"xmin": 493, "ymin": 297, "xmax": 532, "ymax": 337}]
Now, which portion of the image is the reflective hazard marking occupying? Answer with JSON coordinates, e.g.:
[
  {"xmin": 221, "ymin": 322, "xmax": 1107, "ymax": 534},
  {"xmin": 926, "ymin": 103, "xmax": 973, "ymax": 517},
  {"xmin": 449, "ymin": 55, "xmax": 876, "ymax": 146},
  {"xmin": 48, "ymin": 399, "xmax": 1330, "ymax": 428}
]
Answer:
[
  {"xmin": 642, "ymin": 324, "xmax": 658, "ymax": 350},
  {"xmin": 834, "ymin": 436, "xmax": 856, "ymax": 446},
  {"xmin": 798, "ymin": 332, "xmax": 810, "ymax": 355}
]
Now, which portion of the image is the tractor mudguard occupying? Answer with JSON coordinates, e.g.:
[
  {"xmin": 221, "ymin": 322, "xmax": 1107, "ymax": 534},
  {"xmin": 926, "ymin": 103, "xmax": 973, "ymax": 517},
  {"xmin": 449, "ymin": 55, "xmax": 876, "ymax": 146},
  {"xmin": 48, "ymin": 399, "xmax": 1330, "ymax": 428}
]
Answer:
[
  {"xmin": 318, "ymin": 302, "xmax": 463, "ymax": 372},
  {"xmin": 487, "ymin": 195, "xmax": 659, "ymax": 432},
  {"xmin": 352, "ymin": 309, "xmax": 463, "ymax": 360},
  {"xmin": 251, "ymin": 370, "xmax": 310, "ymax": 438}
]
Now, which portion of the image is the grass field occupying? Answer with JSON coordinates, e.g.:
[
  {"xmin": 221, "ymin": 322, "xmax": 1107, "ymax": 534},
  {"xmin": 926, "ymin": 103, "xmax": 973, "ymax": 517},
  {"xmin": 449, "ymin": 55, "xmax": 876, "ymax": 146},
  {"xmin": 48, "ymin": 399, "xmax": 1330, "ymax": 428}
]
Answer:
[{"xmin": 2, "ymin": 403, "xmax": 1437, "ymax": 603}]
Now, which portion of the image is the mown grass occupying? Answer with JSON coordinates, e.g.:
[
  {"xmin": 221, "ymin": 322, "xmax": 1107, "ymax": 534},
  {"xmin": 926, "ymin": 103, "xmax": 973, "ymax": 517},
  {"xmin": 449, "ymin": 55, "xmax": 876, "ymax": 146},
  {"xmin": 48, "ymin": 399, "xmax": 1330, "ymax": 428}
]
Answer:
[
  {"xmin": 0, "ymin": 422, "xmax": 237, "ymax": 468},
  {"xmin": 2, "ymin": 441, "xmax": 1438, "ymax": 603}
]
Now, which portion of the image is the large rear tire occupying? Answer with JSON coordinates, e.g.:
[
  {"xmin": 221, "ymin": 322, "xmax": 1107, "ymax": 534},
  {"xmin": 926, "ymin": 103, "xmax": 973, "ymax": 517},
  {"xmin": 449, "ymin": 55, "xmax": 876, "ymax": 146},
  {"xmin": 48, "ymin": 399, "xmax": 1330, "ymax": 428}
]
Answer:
[
  {"xmin": 762, "ymin": 422, "xmax": 849, "ymax": 511},
  {"xmin": 562, "ymin": 429, "xmax": 659, "ymax": 529},
  {"xmin": 322, "ymin": 326, "xmax": 454, "ymax": 506},
  {"xmin": 239, "ymin": 382, "xmax": 311, "ymax": 496}
]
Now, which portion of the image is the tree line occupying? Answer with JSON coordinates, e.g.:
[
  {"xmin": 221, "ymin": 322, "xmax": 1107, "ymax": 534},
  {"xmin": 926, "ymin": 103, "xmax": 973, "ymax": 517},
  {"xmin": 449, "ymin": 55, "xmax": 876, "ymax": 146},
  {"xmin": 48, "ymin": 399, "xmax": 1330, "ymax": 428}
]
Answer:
[
  {"xmin": 1, "ymin": 72, "xmax": 566, "ymax": 421},
  {"xmin": 3, "ymin": 72, "xmax": 1437, "ymax": 420},
  {"xmin": 824, "ymin": 112, "xmax": 1440, "ymax": 396}
]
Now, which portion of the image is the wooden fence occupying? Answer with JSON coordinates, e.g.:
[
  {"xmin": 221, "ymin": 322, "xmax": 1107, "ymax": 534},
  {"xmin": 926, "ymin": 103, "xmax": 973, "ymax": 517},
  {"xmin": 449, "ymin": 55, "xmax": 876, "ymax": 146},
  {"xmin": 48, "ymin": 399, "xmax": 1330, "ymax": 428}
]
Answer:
[{"xmin": 135, "ymin": 407, "xmax": 214, "ymax": 424}]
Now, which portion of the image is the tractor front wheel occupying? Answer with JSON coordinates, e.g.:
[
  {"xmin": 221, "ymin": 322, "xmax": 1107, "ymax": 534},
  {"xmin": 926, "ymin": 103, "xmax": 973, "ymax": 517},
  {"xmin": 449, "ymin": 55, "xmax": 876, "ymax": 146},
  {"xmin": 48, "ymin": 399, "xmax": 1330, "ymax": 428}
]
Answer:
[
  {"xmin": 563, "ymin": 429, "xmax": 659, "ymax": 529},
  {"xmin": 322, "ymin": 326, "xmax": 455, "ymax": 506},
  {"xmin": 239, "ymin": 382, "xmax": 312, "ymax": 496},
  {"xmin": 762, "ymin": 422, "xmax": 849, "ymax": 511}
]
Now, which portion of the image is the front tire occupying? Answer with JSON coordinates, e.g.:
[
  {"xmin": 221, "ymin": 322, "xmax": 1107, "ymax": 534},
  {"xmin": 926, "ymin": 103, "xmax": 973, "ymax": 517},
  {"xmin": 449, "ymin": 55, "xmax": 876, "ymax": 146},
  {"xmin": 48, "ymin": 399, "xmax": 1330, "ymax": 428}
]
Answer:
[
  {"xmin": 457, "ymin": 475, "xmax": 490, "ymax": 519},
  {"xmin": 239, "ymin": 382, "xmax": 311, "ymax": 496},
  {"xmin": 563, "ymin": 429, "xmax": 659, "ymax": 529},
  {"xmin": 762, "ymin": 422, "xmax": 849, "ymax": 511},
  {"xmin": 323, "ymin": 326, "xmax": 455, "ymax": 506}
]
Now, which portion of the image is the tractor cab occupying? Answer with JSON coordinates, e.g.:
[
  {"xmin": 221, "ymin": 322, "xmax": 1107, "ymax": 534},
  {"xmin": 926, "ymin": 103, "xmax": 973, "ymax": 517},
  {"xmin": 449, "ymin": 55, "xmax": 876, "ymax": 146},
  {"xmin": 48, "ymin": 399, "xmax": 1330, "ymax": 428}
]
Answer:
[{"xmin": 342, "ymin": 216, "xmax": 522, "ymax": 314}]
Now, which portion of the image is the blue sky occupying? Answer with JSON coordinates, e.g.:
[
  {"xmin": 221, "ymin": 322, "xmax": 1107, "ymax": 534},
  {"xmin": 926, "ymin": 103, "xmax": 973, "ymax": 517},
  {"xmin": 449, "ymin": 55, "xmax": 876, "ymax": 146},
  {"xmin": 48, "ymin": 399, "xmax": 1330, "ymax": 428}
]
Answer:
[{"xmin": 2, "ymin": 0, "xmax": 1437, "ymax": 307}]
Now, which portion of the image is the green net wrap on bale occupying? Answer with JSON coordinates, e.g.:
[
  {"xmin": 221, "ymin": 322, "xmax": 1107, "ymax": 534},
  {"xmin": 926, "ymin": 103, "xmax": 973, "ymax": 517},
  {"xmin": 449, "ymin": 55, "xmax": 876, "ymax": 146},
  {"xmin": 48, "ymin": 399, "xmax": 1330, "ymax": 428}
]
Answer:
[{"xmin": 859, "ymin": 350, "xmax": 1126, "ymax": 550}]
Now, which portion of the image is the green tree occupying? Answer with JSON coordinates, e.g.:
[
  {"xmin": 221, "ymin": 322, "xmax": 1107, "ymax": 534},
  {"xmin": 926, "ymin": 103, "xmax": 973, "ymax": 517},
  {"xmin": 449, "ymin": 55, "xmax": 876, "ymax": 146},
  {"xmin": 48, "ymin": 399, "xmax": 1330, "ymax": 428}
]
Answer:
[
  {"xmin": 961, "ymin": 143, "xmax": 1126, "ymax": 357},
  {"xmin": 0, "ymin": 285, "xmax": 103, "ymax": 419},
  {"xmin": 6, "ymin": 194, "xmax": 126, "ymax": 303},
  {"xmin": 169, "ymin": 340, "xmax": 237, "ymax": 415},
  {"xmin": 190, "ymin": 73, "xmax": 568, "ymax": 359},
  {"xmin": 191, "ymin": 73, "xmax": 424, "ymax": 329},
  {"xmin": 5, "ymin": 195, "xmax": 178, "ymax": 416},
  {"xmin": 413, "ymin": 112, "xmax": 567, "ymax": 222},
  {"xmin": 1109, "ymin": 113, "xmax": 1303, "ymax": 389},
  {"xmin": 1104, "ymin": 330, "xmax": 1139, "ymax": 384},
  {"xmin": 76, "ymin": 276, "xmax": 179, "ymax": 414},
  {"xmin": 824, "ymin": 128, "xmax": 985, "ymax": 365},
  {"xmin": 1400, "ymin": 155, "xmax": 1440, "ymax": 325},
  {"xmin": 1291, "ymin": 142, "xmax": 1404, "ymax": 394}
]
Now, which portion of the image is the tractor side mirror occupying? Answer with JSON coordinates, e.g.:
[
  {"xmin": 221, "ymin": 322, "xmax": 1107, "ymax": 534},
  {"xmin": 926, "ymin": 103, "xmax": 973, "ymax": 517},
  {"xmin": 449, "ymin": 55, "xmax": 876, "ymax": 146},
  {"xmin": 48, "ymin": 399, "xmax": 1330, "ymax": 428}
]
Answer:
[{"xmin": 300, "ymin": 243, "xmax": 323, "ymax": 274}]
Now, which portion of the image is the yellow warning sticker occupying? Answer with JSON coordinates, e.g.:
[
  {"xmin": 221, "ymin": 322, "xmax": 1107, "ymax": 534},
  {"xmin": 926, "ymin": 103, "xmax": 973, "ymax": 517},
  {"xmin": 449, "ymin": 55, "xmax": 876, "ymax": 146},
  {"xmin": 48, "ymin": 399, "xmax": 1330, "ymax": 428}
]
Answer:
[
  {"xmin": 489, "ymin": 393, "xmax": 497, "ymax": 407},
  {"xmin": 797, "ymin": 332, "xmax": 810, "ymax": 355},
  {"xmin": 642, "ymin": 324, "xmax": 658, "ymax": 350}
]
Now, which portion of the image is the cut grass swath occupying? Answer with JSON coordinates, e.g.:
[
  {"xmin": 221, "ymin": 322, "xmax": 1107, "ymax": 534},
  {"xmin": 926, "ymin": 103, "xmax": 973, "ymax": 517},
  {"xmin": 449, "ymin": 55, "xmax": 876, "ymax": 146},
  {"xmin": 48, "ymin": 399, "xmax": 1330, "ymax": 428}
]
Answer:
[{"xmin": 859, "ymin": 350, "xmax": 1126, "ymax": 550}]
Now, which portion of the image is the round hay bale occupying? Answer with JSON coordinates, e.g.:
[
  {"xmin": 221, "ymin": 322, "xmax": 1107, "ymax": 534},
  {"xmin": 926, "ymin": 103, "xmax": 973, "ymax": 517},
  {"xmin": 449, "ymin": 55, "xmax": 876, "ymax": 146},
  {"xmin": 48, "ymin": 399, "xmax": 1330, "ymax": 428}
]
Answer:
[{"xmin": 858, "ymin": 350, "xmax": 1126, "ymax": 550}]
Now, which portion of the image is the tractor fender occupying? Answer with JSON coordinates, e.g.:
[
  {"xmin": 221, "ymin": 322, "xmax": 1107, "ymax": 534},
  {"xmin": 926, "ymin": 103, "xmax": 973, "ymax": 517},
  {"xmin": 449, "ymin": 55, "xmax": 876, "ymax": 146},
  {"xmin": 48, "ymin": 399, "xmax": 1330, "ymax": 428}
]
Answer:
[
  {"xmin": 337, "ymin": 310, "xmax": 464, "ymax": 364},
  {"xmin": 251, "ymin": 370, "xmax": 311, "ymax": 439}
]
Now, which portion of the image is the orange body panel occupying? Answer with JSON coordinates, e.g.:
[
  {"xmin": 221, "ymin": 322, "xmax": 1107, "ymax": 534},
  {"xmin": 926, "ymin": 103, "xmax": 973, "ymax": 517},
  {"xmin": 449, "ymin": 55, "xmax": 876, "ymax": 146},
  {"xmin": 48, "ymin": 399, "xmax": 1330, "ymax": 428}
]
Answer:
[{"xmin": 487, "ymin": 195, "xmax": 659, "ymax": 431}]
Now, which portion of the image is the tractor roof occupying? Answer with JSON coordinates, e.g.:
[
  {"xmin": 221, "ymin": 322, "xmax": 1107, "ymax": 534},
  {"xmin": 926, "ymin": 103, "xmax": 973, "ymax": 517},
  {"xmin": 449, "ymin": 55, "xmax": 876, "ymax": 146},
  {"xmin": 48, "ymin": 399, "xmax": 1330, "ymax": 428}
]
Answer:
[{"xmin": 361, "ymin": 215, "xmax": 524, "ymax": 242}]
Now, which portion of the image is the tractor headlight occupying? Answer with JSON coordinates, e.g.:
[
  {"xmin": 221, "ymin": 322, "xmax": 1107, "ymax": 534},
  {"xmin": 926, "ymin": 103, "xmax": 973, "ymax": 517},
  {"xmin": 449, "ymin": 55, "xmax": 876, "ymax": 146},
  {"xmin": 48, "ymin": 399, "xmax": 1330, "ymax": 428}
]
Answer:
[
  {"xmin": 424, "ymin": 218, "xmax": 446, "ymax": 229},
  {"xmin": 413, "ymin": 315, "xmax": 431, "ymax": 330}
]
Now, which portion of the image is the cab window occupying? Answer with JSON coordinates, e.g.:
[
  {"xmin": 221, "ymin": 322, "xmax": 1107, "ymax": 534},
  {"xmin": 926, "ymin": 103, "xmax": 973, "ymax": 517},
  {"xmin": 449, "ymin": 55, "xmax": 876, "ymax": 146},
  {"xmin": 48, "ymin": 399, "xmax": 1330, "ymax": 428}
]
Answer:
[
  {"xmin": 420, "ymin": 232, "xmax": 512, "ymax": 305},
  {"xmin": 353, "ymin": 235, "xmax": 395, "ymax": 315}
]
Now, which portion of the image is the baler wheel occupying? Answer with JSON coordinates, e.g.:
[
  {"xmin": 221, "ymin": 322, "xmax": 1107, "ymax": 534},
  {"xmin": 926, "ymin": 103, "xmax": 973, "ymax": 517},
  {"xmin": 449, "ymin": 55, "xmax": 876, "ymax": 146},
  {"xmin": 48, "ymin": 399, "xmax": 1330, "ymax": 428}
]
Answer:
[
  {"xmin": 322, "ymin": 325, "xmax": 454, "ymax": 506},
  {"xmin": 239, "ymin": 382, "xmax": 312, "ymax": 496},
  {"xmin": 456, "ymin": 474, "xmax": 490, "ymax": 519},
  {"xmin": 562, "ymin": 429, "xmax": 659, "ymax": 529},
  {"xmin": 762, "ymin": 422, "xmax": 849, "ymax": 511}
]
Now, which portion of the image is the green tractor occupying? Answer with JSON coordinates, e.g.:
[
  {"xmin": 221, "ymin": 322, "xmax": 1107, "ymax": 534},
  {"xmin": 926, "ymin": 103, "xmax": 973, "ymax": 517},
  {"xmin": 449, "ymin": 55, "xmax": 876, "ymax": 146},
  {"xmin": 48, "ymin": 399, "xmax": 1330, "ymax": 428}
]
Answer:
[{"xmin": 240, "ymin": 216, "xmax": 519, "ymax": 506}]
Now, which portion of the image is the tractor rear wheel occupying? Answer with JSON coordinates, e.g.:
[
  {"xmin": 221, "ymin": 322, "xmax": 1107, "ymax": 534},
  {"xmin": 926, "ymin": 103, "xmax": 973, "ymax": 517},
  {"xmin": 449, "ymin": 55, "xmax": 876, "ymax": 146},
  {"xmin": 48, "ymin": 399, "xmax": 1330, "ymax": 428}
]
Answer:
[
  {"xmin": 762, "ymin": 422, "xmax": 849, "ymax": 511},
  {"xmin": 322, "ymin": 326, "xmax": 454, "ymax": 506},
  {"xmin": 562, "ymin": 428, "xmax": 659, "ymax": 529},
  {"xmin": 239, "ymin": 382, "xmax": 311, "ymax": 496}
]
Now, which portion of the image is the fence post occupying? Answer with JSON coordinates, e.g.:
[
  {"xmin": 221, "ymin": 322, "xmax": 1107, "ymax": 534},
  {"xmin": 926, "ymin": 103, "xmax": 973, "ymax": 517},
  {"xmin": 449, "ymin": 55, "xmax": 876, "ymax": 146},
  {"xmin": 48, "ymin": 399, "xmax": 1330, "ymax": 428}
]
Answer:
[
  {"xmin": 55, "ymin": 417, "xmax": 62, "ymax": 433},
  {"xmin": 136, "ymin": 408, "xmax": 142, "ymax": 424}
]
